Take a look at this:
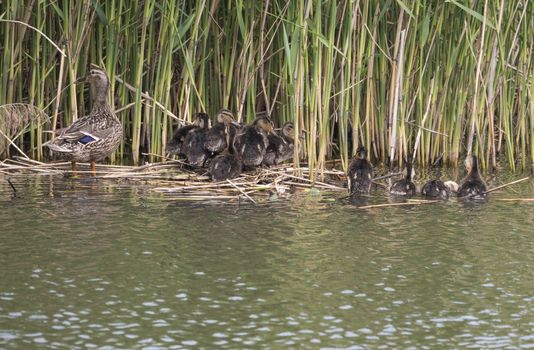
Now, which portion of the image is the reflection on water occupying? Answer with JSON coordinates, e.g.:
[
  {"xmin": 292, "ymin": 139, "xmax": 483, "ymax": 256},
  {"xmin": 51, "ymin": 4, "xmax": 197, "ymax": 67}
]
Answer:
[{"xmin": 0, "ymin": 175, "xmax": 533, "ymax": 348}]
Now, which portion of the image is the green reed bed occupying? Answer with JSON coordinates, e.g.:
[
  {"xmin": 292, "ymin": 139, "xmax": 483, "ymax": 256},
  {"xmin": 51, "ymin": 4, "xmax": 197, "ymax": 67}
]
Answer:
[{"xmin": 0, "ymin": 0, "xmax": 532, "ymax": 175}]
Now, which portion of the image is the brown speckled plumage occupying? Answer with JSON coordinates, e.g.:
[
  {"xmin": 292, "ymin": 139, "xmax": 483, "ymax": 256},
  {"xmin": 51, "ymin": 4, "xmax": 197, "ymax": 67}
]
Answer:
[{"xmin": 45, "ymin": 68, "xmax": 122, "ymax": 164}]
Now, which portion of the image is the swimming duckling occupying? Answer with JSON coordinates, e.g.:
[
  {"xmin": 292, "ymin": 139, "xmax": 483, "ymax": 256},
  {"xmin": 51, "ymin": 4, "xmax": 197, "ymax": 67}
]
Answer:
[
  {"xmin": 264, "ymin": 122, "xmax": 296, "ymax": 166},
  {"xmin": 421, "ymin": 179, "xmax": 450, "ymax": 199},
  {"xmin": 458, "ymin": 155, "xmax": 487, "ymax": 198},
  {"xmin": 204, "ymin": 109, "xmax": 238, "ymax": 156},
  {"xmin": 444, "ymin": 180, "xmax": 459, "ymax": 193},
  {"xmin": 390, "ymin": 162, "xmax": 416, "ymax": 196},
  {"xmin": 209, "ymin": 150, "xmax": 243, "ymax": 182},
  {"xmin": 167, "ymin": 123, "xmax": 197, "ymax": 157},
  {"xmin": 233, "ymin": 116, "xmax": 274, "ymax": 169},
  {"xmin": 347, "ymin": 146, "xmax": 374, "ymax": 194},
  {"xmin": 182, "ymin": 113, "xmax": 211, "ymax": 167}
]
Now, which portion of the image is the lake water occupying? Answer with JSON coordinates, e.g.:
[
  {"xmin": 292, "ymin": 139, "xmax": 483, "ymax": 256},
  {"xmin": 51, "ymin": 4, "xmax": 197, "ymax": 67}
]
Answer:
[{"xmin": 1, "ymin": 174, "xmax": 533, "ymax": 349}]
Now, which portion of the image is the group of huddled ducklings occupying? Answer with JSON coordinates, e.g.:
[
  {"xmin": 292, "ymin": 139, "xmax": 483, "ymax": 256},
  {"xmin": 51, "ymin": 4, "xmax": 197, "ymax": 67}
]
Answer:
[
  {"xmin": 167, "ymin": 109, "xmax": 296, "ymax": 181},
  {"xmin": 348, "ymin": 147, "xmax": 487, "ymax": 199}
]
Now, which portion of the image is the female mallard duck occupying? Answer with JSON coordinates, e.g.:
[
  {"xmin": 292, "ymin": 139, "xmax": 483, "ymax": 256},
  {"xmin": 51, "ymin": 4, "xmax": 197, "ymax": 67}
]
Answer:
[
  {"xmin": 347, "ymin": 146, "xmax": 373, "ymax": 194},
  {"xmin": 458, "ymin": 155, "xmax": 487, "ymax": 198},
  {"xmin": 263, "ymin": 122, "xmax": 295, "ymax": 166},
  {"xmin": 204, "ymin": 109, "xmax": 239, "ymax": 156},
  {"xmin": 233, "ymin": 116, "xmax": 274, "ymax": 169},
  {"xmin": 421, "ymin": 179, "xmax": 450, "ymax": 199},
  {"xmin": 182, "ymin": 113, "xmax": 211, "ymax": 167},
  {"xmin": 45, "ymin": 68, "xmax": 122, "ymax": 176},
  {"xmin": 209, "ymin": 150, "xmax": 243, "ymax": 182},
  {"xmin": 390, "ymin": 161, "xmax": 416, "ymax": 196},
  {"xmin": 167, "ymin": 122, "xmax": 197, "ymax": 157}
]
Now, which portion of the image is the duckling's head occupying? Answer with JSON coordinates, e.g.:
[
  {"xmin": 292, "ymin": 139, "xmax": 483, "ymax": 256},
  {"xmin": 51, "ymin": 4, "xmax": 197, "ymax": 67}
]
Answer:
[
  {"xmin": 85, "ymin": 68, "xmax": 109, "ymax": 102},
  {"xmin": 281, "ymin": 122, "xmax": 294, "ymax": 140},
  {"xmin": 465, "ymin": 155, "xmax": 479, "ymax": 174},
  {"xmin": 254, "ymin": 116, "xmax": 274, "ymax": 134},
  {"xmin": 216, "ymin": 109, "xmax": 235, "ymax": 124},
  {"xmin": 355, "ymin": 146, "xmax": 368, "ymax": 160},
  {"xmin": 193, "ymin": 113, "xmax": 211, "ymax": 129}
]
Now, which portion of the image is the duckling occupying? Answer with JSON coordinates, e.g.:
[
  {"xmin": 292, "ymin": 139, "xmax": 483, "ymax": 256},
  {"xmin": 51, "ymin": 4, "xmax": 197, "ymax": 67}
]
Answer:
[
  {"xmin": 233, "ymin": 116, "xmax": 274, "ymax": 169},
  {"xmin": 444, "ymin": 180, "xmax": 459, "ymax": 193},
  {"xmin": 347, "ymin": 146, "xmax": 374, "ymax": 194},
  {"xmin": 204, "ymin": 109, "xmax": 238, "ymax": 156},
  {"xmin": 167, "ymin": 123, "xmax": 197, "ymax": 157},
  {"xmin": 390, "ymin": 162, "xmax": 416, "ymax": 196},
  {"xmin": 421, "ymin": 179, "xmax": 450, "ymax": 199},
  {"xmin": 182, "ymin": 113, "xmax": 211, "ymax": 167},
  {"xmin": 263, "ymin": 133, "xmax": 283, "ymax": 166},
  {"xmin": 264, "ymin": 122, "xmax": 296, "ymax": 166},
  {"xmin": 209, "ymin": 150, "xmax": 243, "ymax": 182},
  {"xmin": 458, "ymin": 155, "xmax": 487, "ymax": 198}
]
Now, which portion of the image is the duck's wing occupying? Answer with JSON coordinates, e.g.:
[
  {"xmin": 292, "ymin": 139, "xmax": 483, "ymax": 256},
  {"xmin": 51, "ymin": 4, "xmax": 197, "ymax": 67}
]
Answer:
[
  {"xmin": 54, "ymin": 126, "xmax": 116, "ymax": 146},
  {"xmin": 57, "ymin": 122, "xmax": 115, "ymax": 145},
  {"xmin": 266, "ymin": 133, "xmax": 282, "ymax": 152},
  {"xmin": 79, "ymin": 127, "xmax": 116, "ymax": 144},
  {"xmin": 54, "ymin": 114, "xmax": 103, "ymax": 143}
]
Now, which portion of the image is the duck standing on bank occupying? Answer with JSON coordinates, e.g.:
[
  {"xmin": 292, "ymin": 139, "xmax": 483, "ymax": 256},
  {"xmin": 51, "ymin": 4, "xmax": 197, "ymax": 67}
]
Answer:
[
  {"xmin": 233, "ymin": 116, "xmax": 274, "ymax": 169},
  {"xmin": 182, "ymin": 113, "xmax": 211, "ymax": 167},
  {"xmin": 263, "ymin": 122, "xmax": 296, "ymax": 166},
  {"xmin": 458, "ymin": 155, "xmax": 487, "ymax": 198},
  {"xmin": 390, "ymin": 161, "xmax": 416, "ymax": 196},
  {"xmin": 347, "ymin": 146, "xmax": 373, "ymax": 194},
  {"xmin": 45, "ymin": 68, "xmax": 122, "ymax": 176}
]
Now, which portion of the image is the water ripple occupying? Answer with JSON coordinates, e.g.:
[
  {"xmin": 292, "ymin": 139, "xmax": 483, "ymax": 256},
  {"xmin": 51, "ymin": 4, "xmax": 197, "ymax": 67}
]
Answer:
[{"xmin": 0, "ymin": 176, "xmax": 533, "ymax": 348}]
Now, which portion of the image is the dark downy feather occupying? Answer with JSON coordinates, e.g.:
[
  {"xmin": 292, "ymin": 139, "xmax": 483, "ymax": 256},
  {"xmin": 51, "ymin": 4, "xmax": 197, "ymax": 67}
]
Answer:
[
  {"xmin": 233, "ymin": 117, "xmax": 273, "ymax": 168},
  {"xmin": 183, "ymin": 113, "xmax": 210, "ymax": 167},
  {"xmin": 347, "ymin": 146, "xmax": 373, "ymax": 194},
  {"xmin": 458, "ymin": 155, "xmax": 487, "ymax": 198},
  {"xmin": 422, "ymin": 179, "xmax": 449, "ymax": 199},
  {"xmin": 263, "ymin": 122, "xmax": 295, "ymax": 166},
  {"xmin": 209, "ymin": 152, "xmax": 242, "ymax": 181},
  {"xmin": 204, "ymin": 122, "xmax": 227, "ymax": 154},
  {"xmin": 390, "ymin": 162, "xmax": 416, "ymax": 196},
  {"xmin": 263, "ymin": 133, "xmax": 286, "ymax": 166},
  {"xmin": 167, "ymin": 124, "xmax": 196, "ymax": 157}
]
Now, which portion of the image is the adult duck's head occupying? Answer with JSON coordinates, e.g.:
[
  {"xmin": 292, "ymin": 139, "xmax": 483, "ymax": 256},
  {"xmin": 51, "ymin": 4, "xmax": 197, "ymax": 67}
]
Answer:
[
  {"xmin": 192, "ymin": 112, "xmax": 211, "ymax": 129},
  {"xmin": 85, "ymin": 68, "xmax": 109, "ymax": 103}
]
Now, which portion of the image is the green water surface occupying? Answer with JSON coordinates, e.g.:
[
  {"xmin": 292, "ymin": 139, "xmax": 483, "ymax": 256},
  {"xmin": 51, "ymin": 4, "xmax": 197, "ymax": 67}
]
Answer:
[{"xmin": 1, "ymin": 175, "xmax": 533, "ymax": 349}]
